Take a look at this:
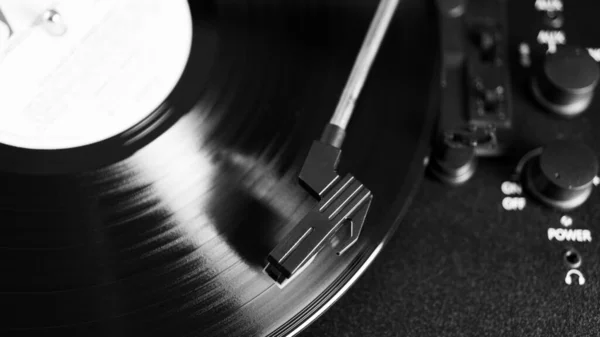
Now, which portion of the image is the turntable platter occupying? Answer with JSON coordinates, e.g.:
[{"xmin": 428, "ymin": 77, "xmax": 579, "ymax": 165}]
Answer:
[{"xmin": 0, "ymin": 1, "xmax": 438, "ymax": 336}]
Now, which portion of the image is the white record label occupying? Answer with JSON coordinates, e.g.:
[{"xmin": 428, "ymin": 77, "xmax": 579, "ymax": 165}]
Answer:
[{"xmin": 0, "ymin": 0, "xmax": 193, "ymax": 149}]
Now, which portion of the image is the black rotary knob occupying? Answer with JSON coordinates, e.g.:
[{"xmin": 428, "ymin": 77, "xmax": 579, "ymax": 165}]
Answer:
[
  {"xmin": 532, "ymin": 46, "xmax": 600, "ymax": 117},
  {"xmin": 523, "ymin": 141, "xmax": 598, "ymax": 210}
]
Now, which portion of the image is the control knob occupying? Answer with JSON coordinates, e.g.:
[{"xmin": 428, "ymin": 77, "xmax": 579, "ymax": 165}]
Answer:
[
  {"xmin": 523, "ymin": 141, "xmax": 598, "ymax": 210},
  {"xmin": 532, "ymin": 46, "xmax": 600, "ymax": 117}
]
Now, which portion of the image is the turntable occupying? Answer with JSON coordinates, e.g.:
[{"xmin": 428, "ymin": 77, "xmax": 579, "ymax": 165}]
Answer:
[
  {"xmin": 8, "ymin": 0, "xmax": 599, "ymax": 336},
  {"xmin": 0, "ymin": 0, "xmax": 438, "ymax": 336}
]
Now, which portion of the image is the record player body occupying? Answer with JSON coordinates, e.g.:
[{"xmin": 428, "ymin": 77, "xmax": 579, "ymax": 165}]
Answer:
[{"xmin": 307, "ymin": 0, "xmax": 600, "ymax": 336}]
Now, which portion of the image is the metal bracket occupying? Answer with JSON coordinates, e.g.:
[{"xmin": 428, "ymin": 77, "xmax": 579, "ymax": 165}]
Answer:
[{"xmin": 265, "ymin": 141, "xmax": 373, "ymax": 286}]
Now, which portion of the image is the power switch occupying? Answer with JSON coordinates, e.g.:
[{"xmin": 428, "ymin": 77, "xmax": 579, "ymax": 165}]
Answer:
[{"xmin": 523, "ymin": 141, "xmax": 598, "ymax": 210}]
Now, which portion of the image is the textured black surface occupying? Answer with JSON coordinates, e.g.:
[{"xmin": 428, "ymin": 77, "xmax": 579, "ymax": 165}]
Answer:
[
  {"xmin": 304, "ymin": 0, "xmax": 600, "ymax": 336},
  {"xmin": 305, "ymin": 160, "xmax": 600, "ymax": 336}
]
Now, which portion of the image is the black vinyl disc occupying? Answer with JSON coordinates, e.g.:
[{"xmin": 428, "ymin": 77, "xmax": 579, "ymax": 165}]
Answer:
[{"xmin": 1, "ymin": 1, "xmax": 437, "ymax": 336}]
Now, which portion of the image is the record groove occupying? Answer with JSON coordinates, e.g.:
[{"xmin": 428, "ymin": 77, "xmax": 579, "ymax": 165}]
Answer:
[{"xmin": 1, "ymin": 1, "xmax": 438, "ymax": 336}]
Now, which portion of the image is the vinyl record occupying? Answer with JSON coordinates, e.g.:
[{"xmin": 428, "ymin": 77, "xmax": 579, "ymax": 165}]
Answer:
[{"xmin": 1, "ymin": 1, "xmax": 438, "ymax": 336}]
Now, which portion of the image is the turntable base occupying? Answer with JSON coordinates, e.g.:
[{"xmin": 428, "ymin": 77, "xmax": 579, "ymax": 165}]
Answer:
[{"xmin": 306, "ymin": 160, "xmax": 600, "ymax": 336}]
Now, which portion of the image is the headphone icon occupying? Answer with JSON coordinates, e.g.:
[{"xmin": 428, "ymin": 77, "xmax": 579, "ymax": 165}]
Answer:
[{"xmin": 565, "ymin": 269, "xmax": 585, "ymax": 285}]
